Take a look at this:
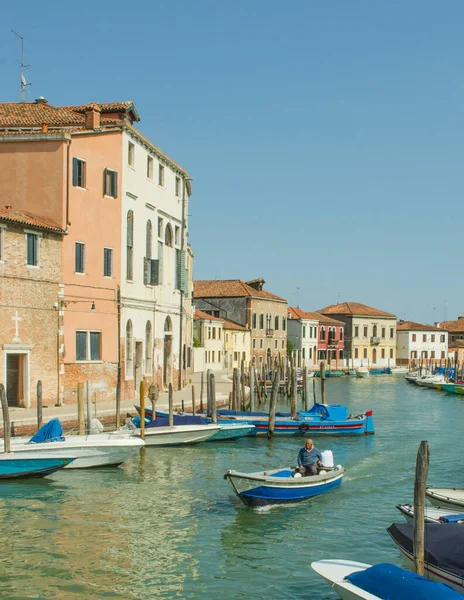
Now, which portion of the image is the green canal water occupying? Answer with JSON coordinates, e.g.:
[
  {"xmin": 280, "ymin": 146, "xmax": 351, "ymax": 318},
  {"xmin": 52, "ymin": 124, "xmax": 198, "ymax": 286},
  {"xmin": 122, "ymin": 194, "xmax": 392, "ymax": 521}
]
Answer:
[{"xmin": 0, "ymin": 376, "xmax": 461, "ymax": 599}]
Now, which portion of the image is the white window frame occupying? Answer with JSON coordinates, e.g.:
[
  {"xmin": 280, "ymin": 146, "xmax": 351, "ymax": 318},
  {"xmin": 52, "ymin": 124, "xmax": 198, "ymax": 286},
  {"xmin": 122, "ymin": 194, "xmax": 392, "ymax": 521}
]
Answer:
[
  {"xmin": 128, "ymin": 141, "xmax": 135, "ymax": 168},
  {"xmin": 75, "ymin": 241, "xmax": 86, "ymax": 275},
  {"xmin": 25, "ymin": 230, "xmax": 41, "ymax": 268},
  {"xmin": 147, "ymin": 155, "xmax": 154, "ymax": 180},
  {"xmin": 103, "ymin": 247, "xmax": 113, "ymax": 278},
  {"xmin": 73, "ymin": 157, "xmax": 87, "ymax": 190},
  {"xmin": 76, "ymin": 330, "xmax": 102, "ymax": 362},
  {"xmin": 159, "ymin": 164, "xmax": 165, "ymax": 187}
]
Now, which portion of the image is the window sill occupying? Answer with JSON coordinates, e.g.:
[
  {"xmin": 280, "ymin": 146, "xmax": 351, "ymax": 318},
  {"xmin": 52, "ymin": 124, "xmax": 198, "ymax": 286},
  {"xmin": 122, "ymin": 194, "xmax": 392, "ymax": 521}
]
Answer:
[
  {"xmin": 75, "ymin": 360, "xmax": 103, "ymax": 364},
  {"xmin": 26, "ymin": 264, "xmax": 40, "ymax": 269},
  {"xmin": 126, "ymin": 279, "xmax": 135, "ymax": 284},
  {"xmin": 103, "ymin": 275, "xmax": 113, "ymax": 279},
  {"xmin": 74, "ymin": 186, "xmax": 87, "ymax": 191},
  {"xmin": 75, "ymin": 272, "xmax": 86, "ymax": 276},
  {"xmin": 103, "ymin": 194, "xmax": 117, "ymax": 199},
  {"xmin": 128, "ymin": 165, "xmax": 136, "ymax": 171}
]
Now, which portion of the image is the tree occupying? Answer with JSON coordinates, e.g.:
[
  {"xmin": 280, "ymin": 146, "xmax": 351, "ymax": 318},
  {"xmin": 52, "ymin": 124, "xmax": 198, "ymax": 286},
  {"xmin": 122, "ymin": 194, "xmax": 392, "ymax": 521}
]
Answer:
[{"xmin": 287, "ymin": 340, "xmax": 294, "ymax": 357}]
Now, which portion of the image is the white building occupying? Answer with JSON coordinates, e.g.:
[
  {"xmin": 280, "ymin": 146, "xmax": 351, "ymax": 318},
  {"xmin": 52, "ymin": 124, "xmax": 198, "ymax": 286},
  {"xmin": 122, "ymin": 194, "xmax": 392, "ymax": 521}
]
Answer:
[
  {"xmin": 396, "ymin": 321, "xmax": 448, "ymax": 365},
  {"xmin": 121, "ymin": 127, "xmax": 192, "ymax": 396},
  {"xmin": 287, "ymin": 307, "xmax": 319, "ymax": 367},
  {"xmin": 193, "ymin": 310, "xmax": 224, "ymax": 372}
]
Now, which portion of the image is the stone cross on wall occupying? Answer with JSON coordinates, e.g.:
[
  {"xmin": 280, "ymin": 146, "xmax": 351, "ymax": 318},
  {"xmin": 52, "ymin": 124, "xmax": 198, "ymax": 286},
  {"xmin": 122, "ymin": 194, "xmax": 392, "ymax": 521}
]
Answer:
[{"xmin": 12, "ymin": 311, "xmax": 22, "ymax": 343}]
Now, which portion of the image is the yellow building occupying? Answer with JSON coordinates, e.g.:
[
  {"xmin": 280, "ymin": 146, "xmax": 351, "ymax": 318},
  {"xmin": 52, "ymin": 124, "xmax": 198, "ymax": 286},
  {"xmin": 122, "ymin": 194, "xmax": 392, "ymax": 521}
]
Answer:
[{"xmin": 223, "ymin": 320, "xmax": 251, "ymax": 370}]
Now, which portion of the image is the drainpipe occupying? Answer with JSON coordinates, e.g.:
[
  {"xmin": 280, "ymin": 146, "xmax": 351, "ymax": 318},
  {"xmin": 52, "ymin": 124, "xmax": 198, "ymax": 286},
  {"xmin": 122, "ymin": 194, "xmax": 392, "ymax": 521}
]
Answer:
[{"xmin": 116, "ymin": 286, "xmax": 121, "ymax": 428}]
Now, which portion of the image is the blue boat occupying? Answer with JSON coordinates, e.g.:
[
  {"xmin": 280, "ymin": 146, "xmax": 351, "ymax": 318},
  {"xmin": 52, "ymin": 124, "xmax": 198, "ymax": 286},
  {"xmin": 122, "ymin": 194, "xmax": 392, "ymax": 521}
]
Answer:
[
  {"xmin": 217, "ymin": 403, "xmax": 374, "ymax": 436},
  {"xmin": 0, "ymin": 453, "xmax": 76, "ymax": 479},
  {"xmin": 224, "ymin": 464, "xmax": 344, "ymax": 507},
  {"xmin": 369, "ymin": 368, "xmax": 392, "ymax": 375}
]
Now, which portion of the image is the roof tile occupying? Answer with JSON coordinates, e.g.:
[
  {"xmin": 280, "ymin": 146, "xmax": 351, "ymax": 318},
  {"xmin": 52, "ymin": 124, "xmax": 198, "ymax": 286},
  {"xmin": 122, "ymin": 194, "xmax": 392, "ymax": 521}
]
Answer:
[
  {"xmin": 287, "ymin": 307, "xmax": 345, "ymax": 326},
  {"xmin": 396, "ymin": 321, "xmax": 444, "ymax": 332},
  {"xmin": 318, "ymin": 301, "xmax": 396, "ymax": 318},
  {"xmin": 194, "ymin": 279, "xmax": 286, "ymax": 302},
  {"xmin": 0, "ymin": 207, "xmax": 65, "ymax": 233}
]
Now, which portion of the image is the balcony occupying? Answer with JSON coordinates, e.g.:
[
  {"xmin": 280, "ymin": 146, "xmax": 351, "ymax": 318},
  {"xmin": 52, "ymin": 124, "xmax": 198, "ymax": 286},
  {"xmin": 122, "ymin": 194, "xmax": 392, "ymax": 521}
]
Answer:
[
  {"xmin": 266, "ymin": 328, "xmax": 274, "ymax": 337},
  {"xmin": 371, "ymin": 336, "xmax": 380, "ymax": 345},
  {"xmin": 328, "ymin": 338, "xmax": 337, "ymax": 348}
]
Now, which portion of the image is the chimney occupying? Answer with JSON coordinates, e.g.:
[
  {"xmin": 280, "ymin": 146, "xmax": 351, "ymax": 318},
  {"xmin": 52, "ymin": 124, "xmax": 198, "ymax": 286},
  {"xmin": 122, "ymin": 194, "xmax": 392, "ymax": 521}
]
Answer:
[
  {"xmin": 84, "ymin": 103, "xmax": 101, "ymax": 130},
  {"xmin": 35, "ymin": 96, "xmax": 48, "ymax": 104},
  {"xmin": 41, "ymin": 123, "xmax": 48, "ymax": 133}
]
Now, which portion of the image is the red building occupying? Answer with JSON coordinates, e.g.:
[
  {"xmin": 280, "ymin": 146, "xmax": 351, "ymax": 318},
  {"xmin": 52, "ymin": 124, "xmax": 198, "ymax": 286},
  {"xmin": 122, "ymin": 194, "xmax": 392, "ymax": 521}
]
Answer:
[{"xmin": 317, "ymin": 315, "xmax": 345, "ymax": 365}]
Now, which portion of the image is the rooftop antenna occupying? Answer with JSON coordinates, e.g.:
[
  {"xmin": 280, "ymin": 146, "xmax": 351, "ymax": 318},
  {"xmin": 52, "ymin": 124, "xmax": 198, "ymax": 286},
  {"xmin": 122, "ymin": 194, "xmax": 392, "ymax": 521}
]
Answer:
[
  {"xmin": 11, "ymin": 30, "xmax": 32, "ymax": 101},
  {"xmin": 296, "ymin": 287, "xmax": 300, "ymax": 308}
]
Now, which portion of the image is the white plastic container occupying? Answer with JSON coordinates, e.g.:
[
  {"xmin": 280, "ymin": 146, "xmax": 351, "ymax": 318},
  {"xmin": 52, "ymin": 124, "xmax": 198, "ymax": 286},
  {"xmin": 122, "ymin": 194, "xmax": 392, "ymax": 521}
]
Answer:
[{"xmin": 321, "ymin": 450, "xmax": 334, "ymax": 468}]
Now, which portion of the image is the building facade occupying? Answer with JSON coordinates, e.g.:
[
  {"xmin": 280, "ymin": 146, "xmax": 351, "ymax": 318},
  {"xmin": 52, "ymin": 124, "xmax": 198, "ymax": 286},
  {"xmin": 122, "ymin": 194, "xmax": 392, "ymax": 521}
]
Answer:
[
  {"xmin": 193, "ymin": 310, "xmax": 224, "ymax": 372},
  {"xmin": 287, "ymin": 308, "xmax": 319, "ymax": 367},
  {"xmin": 223, "ymin": 320, "xmax": 251, "ymax": 370},
  {"xmin": 318, "ymin": 302, "xmax": 397, "ymax": 367},
  {"xmin": 316, "ymin": 314, "xmax": 345, "ymax": 365},
  {"xmin": 396, "ymin": 321, "xmax": 448, "ymax": 365},
  {"xmin": 194, "ymin": 278, "xmax": 287, "ymax": 366},
  {"xmin": 439, "ymin": 317, "xmax": 464, "ymax": 346},
  {"xmin": 0, "ymin": 208, "xmax": 65, "ymax": 407}
]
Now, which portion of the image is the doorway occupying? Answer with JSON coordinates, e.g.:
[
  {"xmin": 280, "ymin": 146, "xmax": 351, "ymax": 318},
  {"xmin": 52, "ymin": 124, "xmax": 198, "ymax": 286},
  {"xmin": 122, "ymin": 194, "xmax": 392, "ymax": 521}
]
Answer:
[{"xmin": 6, "ymin": 354, "xmax": 25, "ymax": 407}]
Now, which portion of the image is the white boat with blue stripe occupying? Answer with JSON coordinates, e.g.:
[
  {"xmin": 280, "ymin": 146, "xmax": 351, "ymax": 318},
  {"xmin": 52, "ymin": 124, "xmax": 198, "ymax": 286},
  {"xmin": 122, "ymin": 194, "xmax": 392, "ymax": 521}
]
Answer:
[{"xmin": 224, "ymin": 464, "xmax": 344, "ymax": 507}]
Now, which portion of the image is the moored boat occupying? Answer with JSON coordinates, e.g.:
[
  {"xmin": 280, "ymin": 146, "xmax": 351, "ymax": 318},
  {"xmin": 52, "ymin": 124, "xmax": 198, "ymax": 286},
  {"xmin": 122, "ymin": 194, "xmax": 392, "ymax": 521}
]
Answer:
[
  {"xmin": 311, "ymin": 559, "xmax": 462, "ymax": 600},
  {"xmin": 387, "ymin": 522, "xmax": 464, "ymax": 594},
  {"xmin": 356, "ymin": 366, "xmax": 369, "ymax": 378},
  {"xmin": 426, "ymin": 488, "xmax": 464, "ymax": 510},
  {"xmin": 437, "ymin": 383, "xmax": 464, "ymax": 395},
  {"xmin": 396, "ymin": 503, "xmax": 464, "ymax": 523},
  {"xmin": 0, "ymin": 453, "xmax": 76, "ymax": 479},
  {"xmin": 224, "ymin": 464, "xmax": 344, "ymax": 507},
  {"xmin": 415, "ymin": 374, "xmax": 446, "ymax": 388},
  {"xmin": 133, "ymin": 418, "xmax": 221, "ymax": 446}
]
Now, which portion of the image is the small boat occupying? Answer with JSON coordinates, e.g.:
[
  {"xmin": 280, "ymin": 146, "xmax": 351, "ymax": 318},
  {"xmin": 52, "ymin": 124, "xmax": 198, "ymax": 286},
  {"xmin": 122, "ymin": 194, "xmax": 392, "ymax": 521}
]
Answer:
[
  {"xmin": 369, "ymin": 368, "xmax": 391, "ymax": 375},
  {"xmin": 396, "ymin": 503, "xmax": 464, "ymax": 523},
  {"xmin": 10, "ymin": 419, "xmax": 145, "ymax": 468},
  {"xmin": 388, "ymin": 522, "xmax": 464, "ymax": 594},
  {"xmin": 136, "ymin": 408, "xmax": 256, "ymax": 440},
  {"xmin": 224, "ymin": 464, "xmax": 344, "ymax": 507},
  {"xmin": 356, "ymin": 366, "xmax": 370, "ymax": 378},
  {"xmin": 216, "ymin": 403, "xmax": 374, "ymax": 436},
  {"xmin": 436, "ymin": 383, "xmax": 464, "ymax": 395},
  {"xmin": 405, "ymin": 371, "xmax": 420, "ymax": 383},
  {"xmin": 415, "ymin": 374, "xmax": 446, "ymax": 388},
  {"xmin": 131, "ymin": 418, "xmax": 221, "ymax": 446},
  {"xmin": 311, "ymin": 559, "xmax": 462, "ymax": 600},
  {"xmin": 314, "ymin": 370, "xmax": 344, "ymax": 377},
  {"xmin": 426, "ymin": 488, "xmax": 464, "ymax": 510},
  {"xmin": 0, "ymin": 453, "xmax": 76, "ymax": 479},
  {"xmin": 390, "ymin": 366, "xmax": 409, "ymax": 374}
]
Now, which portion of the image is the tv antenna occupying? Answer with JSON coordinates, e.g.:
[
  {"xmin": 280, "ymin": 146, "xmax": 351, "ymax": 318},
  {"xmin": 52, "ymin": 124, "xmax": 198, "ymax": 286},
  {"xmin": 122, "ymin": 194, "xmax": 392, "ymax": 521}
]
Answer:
[
  {"xmin": 296, "ymin": 287, "xmax": 300, "ymax": 308},
  {"xmin": 11, "ymin": 30, "xmax": 32, "ymax": 100}
]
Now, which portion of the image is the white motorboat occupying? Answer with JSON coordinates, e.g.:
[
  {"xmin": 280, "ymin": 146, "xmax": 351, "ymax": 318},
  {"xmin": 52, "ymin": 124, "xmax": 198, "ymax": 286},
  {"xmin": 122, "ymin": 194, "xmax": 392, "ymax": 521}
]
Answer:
[
  {"xmin": 426, "ymin": 487, "xmax": 464, "ymax": 510},
  {"xmin": 396, "ymin": 503, "xmax": 464, "ymax": 523},
  {"xmin": 415, "ymin": 374, "xmax": 446, "ymax": 388},
  {"xmin": 9, "ymin": 420, "xmax": 145, "ymax": 469},
  {"xmin": 356, "ymin": 366, "xmax": 370, "ymax": 378},
  {"xmin": 312, "ymin": 558, "xmax": 463, "ymax": 599},
  {"xmin": 390, "ymin": 366, "xmax": 408, "ymax": 374},
  {"xmin": 131, "ymin": 423, "xmax": 221, "ymax": 446}
]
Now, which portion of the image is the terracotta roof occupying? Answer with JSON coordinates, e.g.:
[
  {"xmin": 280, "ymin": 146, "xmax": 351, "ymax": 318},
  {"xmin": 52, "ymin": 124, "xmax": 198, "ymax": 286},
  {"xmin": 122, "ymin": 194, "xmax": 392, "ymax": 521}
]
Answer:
[
  {"xmin": 449, "ymin": 339, "xmax": 464, "ymax": 349},
  {"xmin": 318, "ymin": 301, "xmax": 396, "ymax": 319},
  {"xmin": 287, "ymin": 307, "xmax": 344, "ymax": 326},
  {"xmin": 396, "ymin": 321, "xmax": 443, "ymax": 332},
  {"xmin": 194, "ymin": 279, "xmax": 287, "ymax": 302},
  {"xmin": 439, "ymin": 318, "xmax": 464, "ymax": 333},
  {"xmin": 222, "ymin": 319, "xmax": 248, "ymax": 331},
  {"xmin": 66, "ymin": 101, "xmax": 140, "ymax": 121},
  {"xmin": 0, "ymin": 207, "xmax": 65, "ymax": 233},
  {"xmin": 194, "ymin": 309, "xmax": 224, "ymax": 322}
]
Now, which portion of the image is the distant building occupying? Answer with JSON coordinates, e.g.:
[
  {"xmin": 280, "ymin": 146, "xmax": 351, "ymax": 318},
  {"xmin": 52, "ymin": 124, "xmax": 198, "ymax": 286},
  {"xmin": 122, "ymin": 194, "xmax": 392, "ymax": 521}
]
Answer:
[
  {"xmin": 396, "ymin": 321, "xmax": 448, "ymax": 365},
  {"xmin": 193, "ymin": 310, "xmax": 224, "ymax": 372},
  {"xmin": 438, "ymin": 317, "xmax": 464, "ymax": 346},
  {"xmin": 0, "ymin": 207, "xmax": 65, "ymax": 407},
  {"xmin": 287, "ymin": 308, "xmax": 319, "ymax": 366},
  {"xmin": 448, "ymin": 339, "xmax": 464, "ymax": 364},
  {"xmin": 194, "ymin": 278, "xmax": 287, "ymax": 366},
  {"xmin": 318, "ymin": 302, "xmax": 397, "ymax": 367},
  {"xmin": 223, "ymin": 320, "xmax": 251, "ymax": 370}
]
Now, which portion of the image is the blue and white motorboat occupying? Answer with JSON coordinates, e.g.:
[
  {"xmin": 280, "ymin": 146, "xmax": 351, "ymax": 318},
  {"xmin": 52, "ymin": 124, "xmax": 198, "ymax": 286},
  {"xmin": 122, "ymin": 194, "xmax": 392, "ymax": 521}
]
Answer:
[
  {"xmin": 311, "ymin": 559, "xmax": 462, "ymax": 600},
  {"xmin": 396, "ymin": 503, "xmax": 464, "ymax": 524},
  {"xmin": 217, "ymin": 403, "xmax": 374, "ymax": 436},
  {"xmin": 224, "ymin": 464, "xmax": 344, "ymax": 507},
  {"xmin": 0, "ymin": 453, "xmax": 76, "ymax": 479}
]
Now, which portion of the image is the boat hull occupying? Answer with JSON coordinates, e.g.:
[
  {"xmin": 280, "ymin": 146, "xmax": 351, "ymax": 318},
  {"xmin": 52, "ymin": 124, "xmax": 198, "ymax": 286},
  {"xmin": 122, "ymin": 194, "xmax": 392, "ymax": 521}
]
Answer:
[
  {"xmin": 10, "ymin": 435, "xmax": 144, "ymax": 469},
  {"xmin": 225, "ymin": 467, "xmax": 344, "ymax": 507},
  {"xmin": 426, "ymin": 488, "xmax": 464, "ymax": 510},
  {"xmin": 311, "ymin": 560, "xmax": 377, "ymax": 600},
  {"xmin": 0, "ymin": 455, "xmax": 75, "ymax": 479},
  {"xmin": 140, "ymin": 425, "xmax": 220, "ymax": 446},
  {"xmin": 219, "ymin": 416, "xmax": 371, "ymax": 436},
  {"xmin": 395, "ymin": 503, "xmax": 464, "ymax": 524},
  {"xmin": 439, "ymin": 384, "xmax": 464, "ymax": 395},
  {"xmin": 209, "ymin": 424, "xmax": 256, "ymax": 441}
]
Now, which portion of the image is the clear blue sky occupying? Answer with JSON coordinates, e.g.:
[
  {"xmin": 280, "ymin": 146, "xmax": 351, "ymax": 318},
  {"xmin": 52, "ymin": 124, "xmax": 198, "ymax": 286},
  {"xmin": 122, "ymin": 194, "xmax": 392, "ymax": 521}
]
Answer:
[{"xmin": 2, "ymin": 1, "xmax": 463, "ymax": 323}]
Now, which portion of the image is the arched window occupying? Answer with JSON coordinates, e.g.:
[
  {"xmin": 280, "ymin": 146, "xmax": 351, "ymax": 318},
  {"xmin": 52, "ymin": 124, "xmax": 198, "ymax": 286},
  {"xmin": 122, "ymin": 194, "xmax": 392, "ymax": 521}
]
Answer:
[
  {"xmin": 320, "ymin": 326, "xmax": 326, "ymax": 341},
  {"xmin": 126, "ymin": 320, "xmax": 133, "ymax": 377},
  {"xmin": 145, "ymin": 321, "xmax": 152, "ymax": 374},
  {"xmin": 373, "ymin": 325, "xmax": 377, "ymax": 337},
  {"xmin": 340, "ymin": 328, "xmax": 343, "ymax": 341},
  {"xmin": 165, "ymin": 223, "xmax": 173, "ymax": 247},
  {"xmin": 282, "ymin": 316, "xmax": 286, "ymax": 331},
  {"xmin": 126, "ymin": 211, "xmax": 134, "ymax": 280},
  {"xmin": 252, "ymin": 313, "xmax": 257, "ymax": 329},
  {"xmin": 274, "ymin": 315, "xmax": 279, "ymax": 331},
  {"xmin": 146, "ymin": 220, "xmax": 152, "ymax": 259},
  {"xmin": 164, "ymin": 316, "xmax": 172, "ymax": 332},
  {"xmin": 259, "ymin": 314, "xmax": 264, "ymax": 329}
]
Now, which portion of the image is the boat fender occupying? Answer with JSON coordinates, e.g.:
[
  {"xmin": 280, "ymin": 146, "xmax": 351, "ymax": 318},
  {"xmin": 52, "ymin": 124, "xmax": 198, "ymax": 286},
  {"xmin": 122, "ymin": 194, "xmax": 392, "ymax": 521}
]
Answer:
[
  {"xmin": 299, "ymin": 422, "xmax": 310, "ymax": 433},
  {"xmin": 319, "ymin": 470, "xmax": 327, "ymax": 475}
]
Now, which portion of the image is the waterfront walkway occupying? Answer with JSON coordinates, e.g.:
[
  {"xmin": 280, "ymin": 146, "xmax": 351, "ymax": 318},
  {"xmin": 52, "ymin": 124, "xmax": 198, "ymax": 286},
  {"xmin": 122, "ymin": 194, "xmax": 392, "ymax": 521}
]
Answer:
[{"xmin": 7, "ymin": 371, "xmax": 233, "ymax": 434}]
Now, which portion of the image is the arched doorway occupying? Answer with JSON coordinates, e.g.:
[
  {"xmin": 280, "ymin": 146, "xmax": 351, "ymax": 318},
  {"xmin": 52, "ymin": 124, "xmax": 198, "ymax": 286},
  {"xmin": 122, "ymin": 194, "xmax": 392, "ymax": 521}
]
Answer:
[
  {"xmin": 163, "ymin": 316, "xmax": 173, "ymax": 388},
  {"xmin": 372, "ymin": 348, "xmax": 377, "ymax": 365}
]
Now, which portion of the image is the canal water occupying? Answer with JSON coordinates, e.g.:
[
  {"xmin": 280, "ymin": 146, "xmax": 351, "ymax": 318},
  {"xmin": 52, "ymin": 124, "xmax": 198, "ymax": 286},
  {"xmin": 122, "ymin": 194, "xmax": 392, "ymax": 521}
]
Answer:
[{"xmin": 0, "ymin": 376, "xmax": 461, "ymax": 599}]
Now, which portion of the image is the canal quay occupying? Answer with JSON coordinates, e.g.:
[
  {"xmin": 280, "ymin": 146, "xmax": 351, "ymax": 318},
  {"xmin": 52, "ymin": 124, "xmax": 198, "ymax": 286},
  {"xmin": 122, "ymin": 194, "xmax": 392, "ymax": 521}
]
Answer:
[{"xmin": 0, "ymin": 375, "xmax": 461, "ymax": 599}]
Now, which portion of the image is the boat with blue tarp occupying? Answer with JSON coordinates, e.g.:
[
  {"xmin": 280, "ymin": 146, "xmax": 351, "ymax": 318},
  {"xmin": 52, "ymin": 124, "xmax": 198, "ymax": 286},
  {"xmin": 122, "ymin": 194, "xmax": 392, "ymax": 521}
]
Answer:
[
  {"xmin": 224, "ymin": 463, "xmax": 344, "ymax": 507},
  {"xmin": 216, "ymin": 403, "xmax": 374, "ymax": 436},
  {"xmin": 312, "ymin": 559, "xmax": 462, "ymax": 600}
]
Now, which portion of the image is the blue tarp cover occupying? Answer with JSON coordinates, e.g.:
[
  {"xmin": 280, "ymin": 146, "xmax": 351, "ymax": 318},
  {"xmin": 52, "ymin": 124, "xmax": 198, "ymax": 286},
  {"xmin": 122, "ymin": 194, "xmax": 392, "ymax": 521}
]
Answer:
[
  {"xmin": 346, "ymin": 563, "xmax": 462, "ymax": 599},
  {"xmin": 304, "ymin": 403, "xmax": 330, "ymax": 419},
  {"xmin": 439, "ymin": 514, "xmax": 464, "ymax": 523},
  {"xmin": 29, "ymin": 418, "xmax": 65, "ymax": 443}
]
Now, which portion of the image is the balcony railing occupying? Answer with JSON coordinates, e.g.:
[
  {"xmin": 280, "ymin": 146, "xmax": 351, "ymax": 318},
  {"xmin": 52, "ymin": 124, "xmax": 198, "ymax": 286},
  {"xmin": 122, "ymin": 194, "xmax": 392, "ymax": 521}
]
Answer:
[
  {"xmin": 266, "ymin": 328, "xmax": 274, "ymax": 337},
  {"xmin": 371, "ymin": 336, "xmax": 380, "ymax": 345},
  {"xmin": 328, "ymin": 338, "xmax": 337, "ymax": 348}
]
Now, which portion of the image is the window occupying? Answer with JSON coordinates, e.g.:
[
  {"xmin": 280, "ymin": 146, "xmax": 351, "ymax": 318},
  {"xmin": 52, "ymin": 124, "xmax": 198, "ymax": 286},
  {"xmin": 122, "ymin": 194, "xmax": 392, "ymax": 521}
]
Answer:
[
  {"xmin": 158, "ymin": 217, "xmax": 164, "ymax": 238},
  {"xmin": 165, "ymin": 224, "xmax": 173, "ymax": 247},
  {"xmin": 159, "ymin": 164, "xmax": 165, "ymax": 186},
  {"xmin": 234, "ymin": 334, "xmax": 237, "ymax": 344},
  {"xmin": 175, "ymin": 226, "xmax": 180, "ymax": 246},
  {"xmin": 252, "ymin": 313, "xmax": 257, "ymax": 329},
  {"xmin": 423, "ymin": 334, "xmax": 427, "ymax": 342},
  {"xmin": 411, "ymin": 351, "xmax": 417, "ymax": 359},
  {"xmin": 212, "ymin": 328, "xmax": 216, "ymax": 339},
  {"xmin": 412, "ymin": 334, "xmax": 416, "ymax": 342},
  {"xmin": 146, "ymin": 220, "xmax": 152, "ymax": 259},
  {"xmin": 275, "ymin": 316, "xmax": 279, "ymax": 331},
  {"xmin": 441, "ymin": 350, "xmax": 445, "ymax": 358},
  {"xmin": 260, "ymin": 339, "xmax": 263, "ymax": 349},
  {"xmin": 282, "ymin": 340, "xmax": 285, "ymax": 349},
  {"xmin": 340, "ymin": 328, "xmax": 343, "ymax": 341},
  {"xmin": 440, "ymin": 335, "xmax": 445, "ymax": 343},
  {"xmin": 103, "ymin": 169, "xmax": 118, "ymax": 198},
  {"xmin": 373, "ymin": 325, "xmax": 377, "ymax": 337},
  {"xmin": 218, "ymin": 328, "xmax": 222, "ymax": 339},
  {"xmin": 363, "ymin": 326, "xmax": 368, "ymax": 337},
  {"xmin": 381, "ymin": 327, "xmax": 386, "ymax": 338},
  {"xmin": 147, "ymin": 156, "xmax": 153, "ymax": 179},
  {"xmin": 145, "ymin": 321, "xmax": 152, "ymax": 374},
  {"xmin": 26, "ymin": 233, "xmax": 38, "ymax": 266},
  {"xmin": 390, "ymin": 327, "xmax": 394, "ymax": 339},
  {"xmin": 226, "ymin": 333, "xmax": 229, "ymax": 342},
  {"xmin": 259, "ymin": 314, "xmax": 264, "ymax": 329},
  {"xmin": 127, "ymin": 210, "xmax": 134, "ymax": 280},
  {"xmin": 320, "ymin": 327, "xmax": 326, "ymax": 341},
  {"xmin": 309, "ymin": 347, "xmax": 312, "ymax": 359},
  {"xmin": 103, "ymin": 247, "xmax": 113, "ymax": 277},
  {"xmin": 72, "ymin": 158, "xmax": 85, "ymax": 188},
  {"xmin": 282, "ymin": 316, "xmax": 286, "ymax": 331},
  {"xmin": 381, "ymin": 348, "xmax": 385, "ymax": 359},
  {"xmin": 76, "ymin": 331, "xmax": 101, "ymax": 361},
  {"xmin": 75, "ymin": 242, "xmax": 85, "ymax": 273},
  {"xmin": 339, "ymin": 350, "xmax": 344, "ymax": 360},
  {"xmin": 126, "ymin": 320, "xmax": 133, "ymax": 376},
  {"xmin": 212, "ymin": 351, "xmax": 215, "ymax": 363},
  {"xmin": 128, "ymin": 142, "xmax": 135, "ymax": 167},
  {"xmin": 253, "ymin": 339, "xmax": 256, "ymax": 349},
  {"xmin": 354, "ymin": 326, "xmax": 359, "ymax": 337},
  {"xmin": 175, "ymin": 176, "xmax": 181, "ymax": 197},
  {"xmin": 431, "ymin": 351, "xmax": 435, "ymax": 358},
  {"xmin": 431, "ymin": 335, "xmax": 435, "ymax": 342},
  {"xmin": 303, "ymin": 326, "xmax": 306, "ymax": 338},
  {"xmin": 354, "ymin": 348, "xmax": 359, "ymax": 359},
  {"xmin": 363, "ymin": 348, "xmax": 368, "ymax": 359},
  {"xmin": 390, "ymin": 348, "xmax": 394, "ymax": 359},
  {"xmin": 274, "ymin": 340, "xmax": 278, "ymax": 349}
]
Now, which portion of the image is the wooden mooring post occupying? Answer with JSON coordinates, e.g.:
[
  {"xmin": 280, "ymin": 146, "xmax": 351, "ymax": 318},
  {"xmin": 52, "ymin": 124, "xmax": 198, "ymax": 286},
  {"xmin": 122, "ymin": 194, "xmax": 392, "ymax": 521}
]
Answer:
[
  {"xmin": 140, "ymin": 380, "xmax": 145, "ymax": 439},
  {"xmin": 200, "ymin": 372, "xmax": 204, "ymax": 413},
  {"xmin": 320, "ymin": 361, "xmax": 327, "ymax": 405},
  {"xmin": 191, "ymin": 384, "xmax": 196, "ymax": 415},
  {"xmin": 313, "ymin": 377, "xmax": 317, "ymax": 405},
  {"xmin": 249, "ymin": 366, "xmax": 255, "ymax": 412},
  {"xmin": 168, "ymin": 383, "xmax": 174, "ymax": 427},
  {"xmin": 240, "ymin": 359, "xmax": 246, "ymax": 411},
  {"xmin": 303, "ymin": 367, "xmax": 309, "ymax": 411},
  {"xmin": 267, "ymin": 369, "xmax": 280, "ymax": 438},
  {"xmin": 290, "ymin": 368, "xmax": 298, "ymax": 418},
  {"xmin": 77, "ymin": 382, "xmax": 85, "ymax": 435},
  {"xmin": 414, "ymin": 440, "xmax": 429, "ymax": 576},
  {"xmin": 209, "ymin": 372, "xmax": 217, "ymax": 424},
  {"xmin": 0, "ymin": 384, "xmax": 10, "ymax": 453},
  {"xmin": 85, "ymin": 380, "xmax": 92, "ymax": 434},
  {"xmin": 37, "ymin": 380, "xmax": 43, "ymax": 431}
]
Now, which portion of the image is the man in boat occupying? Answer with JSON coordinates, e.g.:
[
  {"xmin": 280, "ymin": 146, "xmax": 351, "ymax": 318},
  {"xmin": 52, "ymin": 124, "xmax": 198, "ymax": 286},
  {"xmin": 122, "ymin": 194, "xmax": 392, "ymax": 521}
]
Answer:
[{"xmin": 297, "ymin": 439, "xmax": 323, "ymax": 476}]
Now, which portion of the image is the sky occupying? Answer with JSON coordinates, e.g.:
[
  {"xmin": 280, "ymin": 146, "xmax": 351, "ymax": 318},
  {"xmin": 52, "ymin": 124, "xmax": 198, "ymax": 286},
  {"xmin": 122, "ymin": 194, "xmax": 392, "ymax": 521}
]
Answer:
[{"xmin": 1, "ymin": 1, "xmax": 463, "ymax": 324}]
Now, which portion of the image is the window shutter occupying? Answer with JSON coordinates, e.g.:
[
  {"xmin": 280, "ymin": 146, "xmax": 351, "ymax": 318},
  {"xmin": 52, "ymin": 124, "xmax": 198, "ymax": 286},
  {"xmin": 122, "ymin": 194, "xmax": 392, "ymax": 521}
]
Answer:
[
  {"xmin": 112, "ymin": 170, "xmax": 118, "ymax": 198},
  {"xmin": 73, "ymin": 158, "xmax": 79, "ymax": 186},
  {"xmin": 144, "ymin": 257, "xmax": 149, "ymax": 285},
  {"xmin": 176, "ymin": 249, "xmax": 182, "ymax": 290},
  {"xmin": 150, "ymin": 259, "xmax": 159, "ymax": 285},
  {"xmin": 103, "ymin": 168, "xmax": 107, "ymax": 195},
  {"xmin": 157, "ymin": 241, "xmax": 163, "ymax": 285}
]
